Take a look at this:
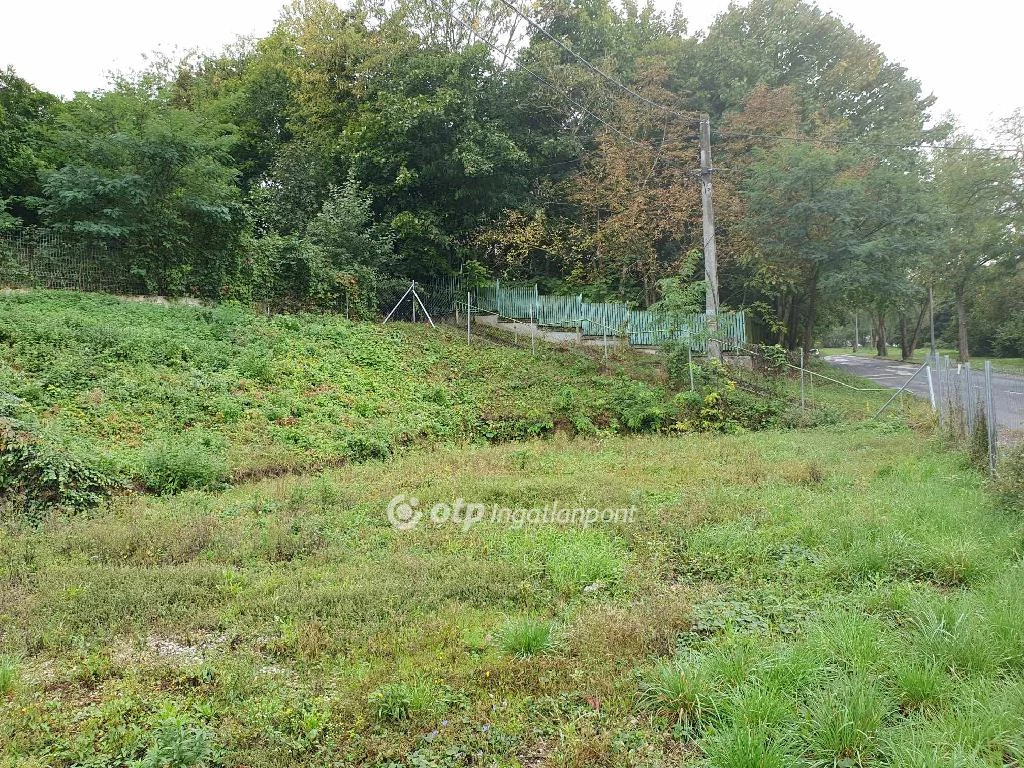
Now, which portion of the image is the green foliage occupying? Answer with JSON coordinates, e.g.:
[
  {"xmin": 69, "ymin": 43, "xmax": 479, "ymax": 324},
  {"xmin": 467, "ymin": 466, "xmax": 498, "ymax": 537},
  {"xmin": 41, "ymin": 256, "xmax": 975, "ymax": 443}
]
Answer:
[
  {"xmin": 968, "ymin": 409, "xmax": 991, "ymax": 469},
  {"xmin": 803, "ymin": 673, "xmax": 889, "ymax": 765},
  {"xmin": 245, "ymin": 177, "xmax": 396, "ymax": 315},
  {"xmin": 996, "ymin": 445, "xmax": 1024, "ymax": 514},
  {"xmin": 648, "ymin": 251, "xmax": 705, "ymax": 324},
  {"xmin": 497, "ymin": 617, "xmax": 555, "ymax": 656},
  {"xmin": 0, "ymin": 655, "xmax": 19, "ymax": 696},
  {"xmin": 542, "ymin": 530, "xmax": 624, "ymax": 591},
  {"xmin": 140, "ymin": 432, "xmax": 228, "ymax": 494},
  {"xmin": 135, "ymin": 713, "xmax": 221, "ymax": 768},
  {"xmin": 758, "ymin": 344, "xmax": 791, "ymax": 375},
  {"xmin": 0, "ymin": 68, "xmax": 58, "ymax": 228},
  {"xmin": 638, "ymin": 659, "xmax": 711, "ymax": 729},
  {"xmin": 607, "ymin": 377, "xmax": 670, "ymax": 431},
  {"xmin": 39, "ymin": 90, "xmax": 243, "ymax": 297},
  {"xmin": 0, "ymin": 415, "xmax": 112, "ymax": 521},
  {"xmin": 462, "ymin": 259, "xmax": 490, "ymax": 290},
  {"xmin": 0, "ymin": 291, "xmax": 797, "ymax": 491},
  {"xmin": 1, "ymin": 414, "xmax": 1021, "ymax": 763},
  {"xmin": 670, "ymin": 359, "xmax": 786, "ymax": 432},
  {"xmin": 368, "ymin": 682, "xmax": 435, "ymax": 722},
  {"xmin": 2, "ymin": 0, "xmax": 983, "ymax": 343}
]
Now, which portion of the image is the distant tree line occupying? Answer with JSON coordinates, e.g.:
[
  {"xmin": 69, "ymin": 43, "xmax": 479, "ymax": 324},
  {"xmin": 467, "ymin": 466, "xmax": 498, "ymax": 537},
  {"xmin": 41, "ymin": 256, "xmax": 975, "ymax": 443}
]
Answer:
[{"xmin": 0, "ymin": 0, "xmax": 1020, "ymax": 357}]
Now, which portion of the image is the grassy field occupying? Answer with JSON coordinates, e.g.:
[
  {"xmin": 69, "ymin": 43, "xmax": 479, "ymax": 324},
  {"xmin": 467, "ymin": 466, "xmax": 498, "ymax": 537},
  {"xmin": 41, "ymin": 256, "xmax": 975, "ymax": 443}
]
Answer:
[
  {"xmin": 3, "ymin": 291, "xmax": 1022, "ymax": 767},
  {"xmin": 3, "ymin": 423, "xmax": 1023, "ymax": 766}
]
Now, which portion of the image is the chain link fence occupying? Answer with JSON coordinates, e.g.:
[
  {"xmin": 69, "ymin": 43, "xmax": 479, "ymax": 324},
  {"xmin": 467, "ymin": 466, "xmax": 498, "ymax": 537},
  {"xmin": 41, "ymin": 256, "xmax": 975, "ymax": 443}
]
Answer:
[{"xmin": 931, "ymin": 354, "xmax": 1024, "ymax": 473}]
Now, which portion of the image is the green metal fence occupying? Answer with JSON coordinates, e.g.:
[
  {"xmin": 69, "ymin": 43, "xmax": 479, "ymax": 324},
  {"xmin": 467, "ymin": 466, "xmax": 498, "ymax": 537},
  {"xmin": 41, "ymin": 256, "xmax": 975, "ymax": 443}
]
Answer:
[
  {"xmin": 430, "ymin": 276, "xmax": 747, "ymax": 351},
  {"xmin": 0, "ymin": 231, "xmax": 132, "ymax": 294}
]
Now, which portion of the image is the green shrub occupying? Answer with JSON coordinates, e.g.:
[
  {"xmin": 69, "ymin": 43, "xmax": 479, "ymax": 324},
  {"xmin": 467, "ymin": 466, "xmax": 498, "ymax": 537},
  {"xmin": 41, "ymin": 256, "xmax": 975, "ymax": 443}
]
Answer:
[
  {"xmin": 0, "ymin": 655, "xmax": 19, "ymax": 696},
  {"xmin": 700, "ymin": 723, "xmax": 791, "ymax": 768},
  {"xmin": 498, "ymin": 617, "xmax": 555, "ymax": 656},
  {"xmin": 139, "ymin": 432, "xmax": 228, "ymax": 494},
  {"xmin": 669, "ymin": 360, "xmax": 786, "ymax": 433},
  {"xmin": 637, "ymin": 659, "xmax": 712, "ymax": 729},
  {"xmin": 342, "ymin": 435, "xmax": 391, "ymax": 463},
  {"xmin": 608, "ymin": 378, "xmax": 669, "ymax": 431},
  {"xmin": 757, "ymin": 344, "xmax": 791, "ymax": 375},
  {"xmin": 137, "ymin": 714, "xmax": 221, "ymax": 768},
  {"xmin": 969, "ymin": 409, "xmax": 991, "ymax": 469},
  {"xmin": 0, "ymin": 417, "xmax": 112, "ymax": 522},
  {"xmin": 237, "ymin": 348, "xmax": 275, "ymax": 384},
  {"xmin": 803, "ymin": 673, "xmax": 889, "ymax": 765},
  {"xmin": 368, "ymin": 682, "xmax": 434, "ymax": 722}
]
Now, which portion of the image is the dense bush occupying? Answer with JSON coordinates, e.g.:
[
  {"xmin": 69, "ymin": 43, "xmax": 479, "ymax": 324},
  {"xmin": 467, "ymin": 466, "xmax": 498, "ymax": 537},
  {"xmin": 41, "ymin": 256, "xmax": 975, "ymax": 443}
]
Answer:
[
  {"xmin": 0, "ymin": 416, "xmax": 112, "ymax": 522},
  {"xmin": 244, "ymin": 179, "xmax": 395, "ymax": 314},
  {"xmin": 139, "ymin": 432, "xmax": 228, "ymax": 494},
  {"xmin": 993, "ymin": 317, "xmax": 1024, "ymax": 359}
]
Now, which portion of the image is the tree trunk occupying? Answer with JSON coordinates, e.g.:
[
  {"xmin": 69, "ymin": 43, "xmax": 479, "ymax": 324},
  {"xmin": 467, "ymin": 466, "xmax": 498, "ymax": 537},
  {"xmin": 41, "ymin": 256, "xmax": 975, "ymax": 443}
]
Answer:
[
  {"xmin": 875, "ymin": 314, "xmax": 888, "ymax": 357},
  {"xmin": 904, "ymin": 301, "xmax": 928, "ymax": 360},
  {"xmin": 776, "ymin": 296, "xmax": 790, "ymax": 346},
  {"xmin": 955, "ymin": 286, "xmax": 970, "ymax": 362},
  {"xmin": 801, "ymin": 268, "xmax": 819, "ymax": 353}
]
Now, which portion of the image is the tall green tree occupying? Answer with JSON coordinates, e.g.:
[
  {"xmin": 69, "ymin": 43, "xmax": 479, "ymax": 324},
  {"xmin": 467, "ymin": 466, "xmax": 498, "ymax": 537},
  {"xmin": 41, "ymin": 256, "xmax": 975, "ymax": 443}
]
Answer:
[
  {"xmin": 929, "ymin": 139, "xmax": 1020, "ymax": 361},
  {"xmin": 0, "ymin": 68, "xmax": 59, "ymax": 228},
  {"xmin": 39, "ymin": 88, "xmax": 243, "ymax": 296},
  {"xmin": 741, "ymin": 140, "xmax": 927, "ymax": 351}
]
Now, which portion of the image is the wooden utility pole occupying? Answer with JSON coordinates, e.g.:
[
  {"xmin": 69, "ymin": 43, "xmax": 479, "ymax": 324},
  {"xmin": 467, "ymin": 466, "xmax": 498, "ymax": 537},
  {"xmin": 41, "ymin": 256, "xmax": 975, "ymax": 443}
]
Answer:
[{"xmin": 699, "ymin": 114, "xmax": 721, "ymax": 360}]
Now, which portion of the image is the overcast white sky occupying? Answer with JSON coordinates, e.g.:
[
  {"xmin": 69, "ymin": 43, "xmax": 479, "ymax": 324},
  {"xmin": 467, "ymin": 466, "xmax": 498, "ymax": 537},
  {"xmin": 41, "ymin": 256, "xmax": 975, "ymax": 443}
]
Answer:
[{"xmin": 2, "ymin": 0, "xmax": 1022, "ymax": 138}]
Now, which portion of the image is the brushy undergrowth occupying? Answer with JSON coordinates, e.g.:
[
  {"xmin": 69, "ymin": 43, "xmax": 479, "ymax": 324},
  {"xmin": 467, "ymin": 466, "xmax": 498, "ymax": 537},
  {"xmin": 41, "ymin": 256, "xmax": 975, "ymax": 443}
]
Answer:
[
  {"xmin": 0, "ymin": 414, "xmax": 113, "ymax": 522},
  {"xmin": 996, "ymin": 444, "xmax": 1024, "ymax": 513},
  {"xmin": 0, "ymin": 291, "xmax": 841, "ymax": 508}
]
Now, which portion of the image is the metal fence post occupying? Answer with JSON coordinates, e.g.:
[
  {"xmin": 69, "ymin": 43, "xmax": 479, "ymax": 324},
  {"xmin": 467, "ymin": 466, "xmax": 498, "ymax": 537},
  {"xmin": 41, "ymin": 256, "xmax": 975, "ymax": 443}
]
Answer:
[
  {"xmin": 926, "ymin": 362, "xmax": 935, "ymax": 410},
  {"xmin": 466, "ymin": 292, "xmax": 471, "ymax": 346},
  {"xmin": 985, "ymin": 360, "xmax": 997, "ymax": 476},
  {"xmin": 965, "ymin": 362, "xmax": 975, "ymax": 437},
  {"xmin": 531, "ymin": 305, "xmax": 536, "ymax": 356}
]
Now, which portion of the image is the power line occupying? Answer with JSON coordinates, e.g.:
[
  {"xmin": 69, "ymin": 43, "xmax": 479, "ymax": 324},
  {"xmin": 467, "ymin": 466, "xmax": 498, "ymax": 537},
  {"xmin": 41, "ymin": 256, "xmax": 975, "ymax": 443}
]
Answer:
[
  {"xmin": 495, "ymin": 0, "xmax": 702, "ymax": 124},
  {"xmin": 422, "ymin": 0, "xmax": 681, "ymax": 156},
  {"xmin": 714, "ymin": 129, "xmax": 1022, "ymax": 156}
]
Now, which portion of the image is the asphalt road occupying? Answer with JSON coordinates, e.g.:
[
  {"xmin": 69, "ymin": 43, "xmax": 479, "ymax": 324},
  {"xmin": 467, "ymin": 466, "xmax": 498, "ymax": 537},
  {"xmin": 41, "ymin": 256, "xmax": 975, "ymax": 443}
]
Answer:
[{"xmin": 826, "ymin": 353, "xmax": 1024, "ymax": 444}]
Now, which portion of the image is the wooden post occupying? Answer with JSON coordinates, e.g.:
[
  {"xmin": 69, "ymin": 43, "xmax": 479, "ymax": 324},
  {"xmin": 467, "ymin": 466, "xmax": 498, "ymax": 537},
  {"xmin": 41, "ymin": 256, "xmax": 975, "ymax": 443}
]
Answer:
[{"xmin": 799, "ymin": 346, "xmax": 806, "ymax": 412}]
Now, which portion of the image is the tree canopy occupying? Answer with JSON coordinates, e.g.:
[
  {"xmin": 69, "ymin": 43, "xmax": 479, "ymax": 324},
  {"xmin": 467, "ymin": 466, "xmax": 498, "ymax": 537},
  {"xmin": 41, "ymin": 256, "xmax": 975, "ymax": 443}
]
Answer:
[{"xmin": 1, "ymin": 0, "xmax": 1020, "ymax": 358}]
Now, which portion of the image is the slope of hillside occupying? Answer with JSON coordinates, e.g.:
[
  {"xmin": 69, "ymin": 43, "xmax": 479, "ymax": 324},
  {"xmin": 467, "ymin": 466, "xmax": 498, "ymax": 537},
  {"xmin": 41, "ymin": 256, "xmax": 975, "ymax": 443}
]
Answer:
[{"xmin": 0, "ymin": 290, "xmax": 737, "ymax": 495}]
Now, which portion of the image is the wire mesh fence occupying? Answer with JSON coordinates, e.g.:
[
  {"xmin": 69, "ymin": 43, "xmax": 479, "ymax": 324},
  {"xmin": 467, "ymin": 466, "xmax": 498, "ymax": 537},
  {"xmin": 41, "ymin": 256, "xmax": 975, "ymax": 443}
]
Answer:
[
  {"xmin": 0, "ymin": 231, "xmax": 134, "ymax": 294},
  {"xmin": 422, "ymin": 276, "xmax": 748, "ymax": 352},
  {"xmin": 932, "ymin": 354, "xmax": 1024, "ymax": 472}
]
